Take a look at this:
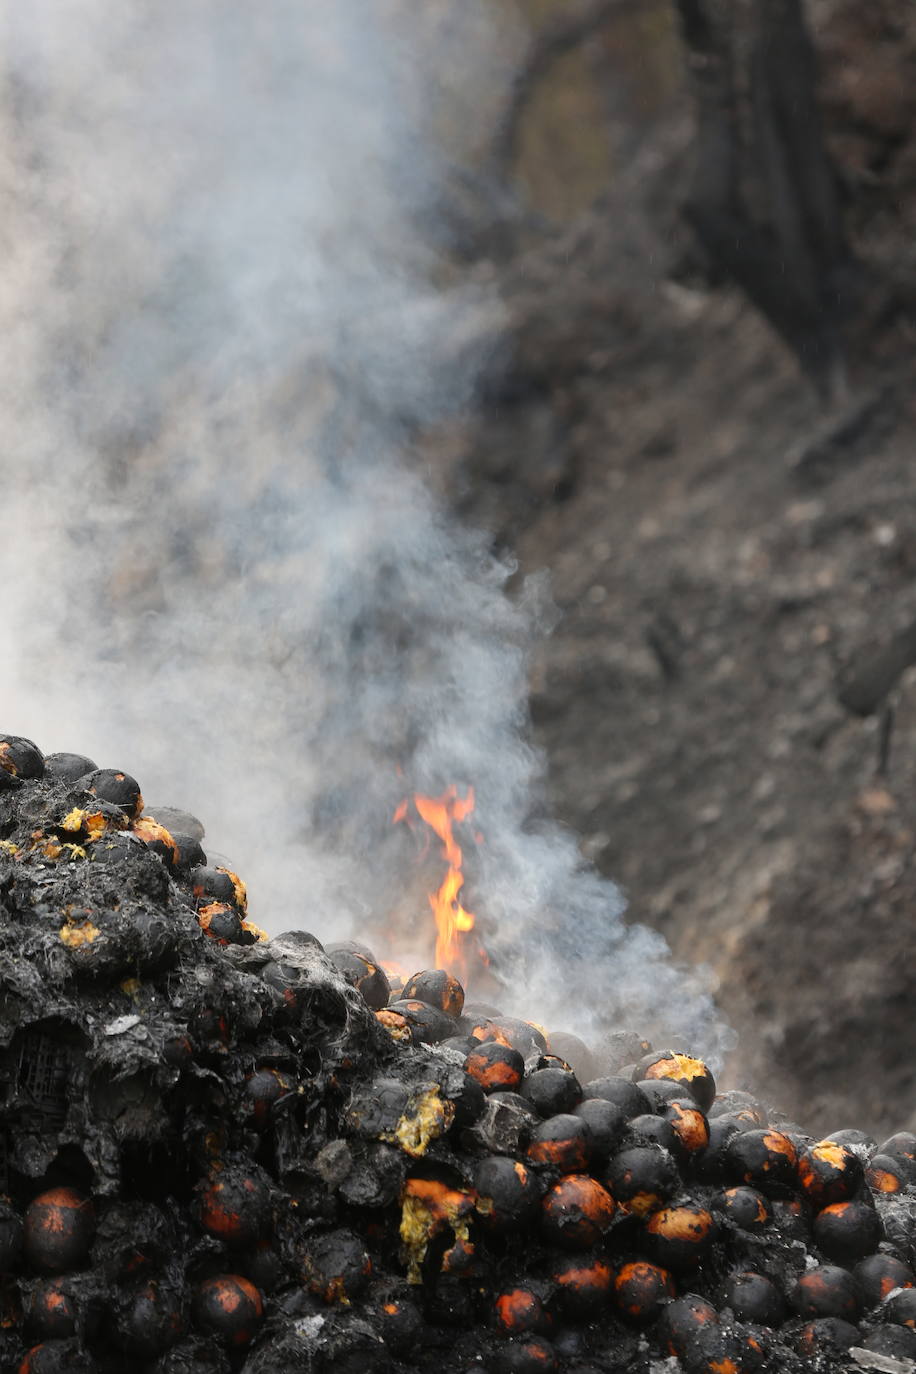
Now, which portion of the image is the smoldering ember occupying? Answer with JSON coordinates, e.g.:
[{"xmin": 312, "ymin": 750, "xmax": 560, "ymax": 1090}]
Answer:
[{"xmin": 2, "ymin": 737, "xmax": 916, "ymax": 1374}]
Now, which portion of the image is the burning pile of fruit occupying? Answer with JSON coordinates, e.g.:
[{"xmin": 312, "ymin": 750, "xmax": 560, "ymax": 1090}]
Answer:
[{"xmin": 3, "ymin": 734, "xmax": 916, "ymax": 1374}]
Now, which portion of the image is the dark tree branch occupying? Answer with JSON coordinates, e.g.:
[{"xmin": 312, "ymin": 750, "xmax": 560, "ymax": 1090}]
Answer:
[{"xmin": 675, "ymin": 0, "xmax": 857, "ymax": 397}]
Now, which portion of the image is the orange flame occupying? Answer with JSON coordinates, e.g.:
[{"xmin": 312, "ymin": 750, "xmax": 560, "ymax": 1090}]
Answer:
[{"xmin": 394, "ymin": 785, "xmax": 483, "ymax": 982}]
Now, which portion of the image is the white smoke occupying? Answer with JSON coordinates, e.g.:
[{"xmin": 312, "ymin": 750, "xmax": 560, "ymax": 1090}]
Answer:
[{"xmin": 0, "ymin": 1, "xmax": 731, "ymax": 1063}]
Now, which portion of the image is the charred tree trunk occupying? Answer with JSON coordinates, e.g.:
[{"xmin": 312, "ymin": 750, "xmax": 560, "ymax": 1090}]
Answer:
[{"xmin": 676, "ymin": 0, "xmax": 856, "ymax": 397}]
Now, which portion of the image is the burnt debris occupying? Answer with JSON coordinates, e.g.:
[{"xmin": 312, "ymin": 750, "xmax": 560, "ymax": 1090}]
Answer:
[{"xmin": 2, "ymin": 736, "xmax": 916, "ymax": 1371}]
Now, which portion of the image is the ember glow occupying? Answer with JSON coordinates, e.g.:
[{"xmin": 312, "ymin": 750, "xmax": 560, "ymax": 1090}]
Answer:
[{"xmin": 394, "ymin": 786, "xmax": 487, "ymax": 984}]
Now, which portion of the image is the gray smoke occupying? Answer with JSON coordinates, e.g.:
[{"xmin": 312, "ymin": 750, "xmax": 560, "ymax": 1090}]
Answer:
[{"xmin": 0, "ymin": 1, "xmax": 732, "ymax": 1064}]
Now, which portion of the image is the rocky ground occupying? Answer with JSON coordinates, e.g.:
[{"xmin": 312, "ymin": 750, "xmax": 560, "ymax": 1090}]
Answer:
[{"xmin": 430, "ymin": 0, "xmax": 916, "ymax": 1138}]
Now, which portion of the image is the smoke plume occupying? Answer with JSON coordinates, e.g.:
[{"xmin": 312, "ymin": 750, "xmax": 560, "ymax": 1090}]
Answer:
[{"xmin": 0, "ymin": 1, "xmax": 732, "ymax": 1064}]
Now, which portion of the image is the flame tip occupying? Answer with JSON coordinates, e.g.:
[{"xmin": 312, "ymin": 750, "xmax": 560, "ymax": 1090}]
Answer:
[{"xmin": 391, "ymin": 783, "xmax": 484, "ymax": 984}]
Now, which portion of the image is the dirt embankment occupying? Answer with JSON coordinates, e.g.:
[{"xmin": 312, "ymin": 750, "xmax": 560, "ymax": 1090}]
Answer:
[{"xmin": 433, "ymin": 0, "xmax": 916, "ymax": 1137}]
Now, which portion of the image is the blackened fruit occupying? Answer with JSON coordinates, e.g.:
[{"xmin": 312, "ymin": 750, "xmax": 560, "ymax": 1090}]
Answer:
[
  {"xmin": 400, "ymin": 1196, "xmax": 470, "ymax": 1308},
  {"xmin": 24, "ymin": 1189, "xmax": 96, "ymax": 1274},
  {"xmin": 347, "ymin": 1078, "xmax": 410, "ymax": 1139},
  {"xmin": 132, "ymin": 817, "xmax": 179, "ymax": 869},
  {"xmin": 571, "ymin": 1099, "xmax": 626, "ymax": 1162},
  {"xmin": 540, "ymin": 1176, "xmax": 615, "ymax": 1250},
  {"xmin": 853, "ymin": 1252, "xmax": 914, "ymax": 1306},
  {"xmin": 600, "ymin": 1031, "xmax": 654, "ymax": 1071},
  {"xmin": 375, "ymin": 1009, "xmax": 413, "ymax": 1044},
  {"xmin": 551, "ymin": 1332, "xmax": 589, "ymax": 1365},
  {"xmin": 388, "ymin": 1000, "xmax": 454, "ymax": 1045},
  {"xmin": 77, "ymin": 768, "xmax": 143, "ymax": 818},
  {"xmin": 402, "ymin": 969, "xmax": 464, "ymax": 1018},
  {"xmin": 684, "ymin": 1324, "xmax": 766, "ymax": 1374},
  {"xmin": 474, "ymin": 1157, "xmax": 542, "ymax": 1233},
  {"xmin": 635, "ymin": 1079, "xmax": 686, "ymax": 1110},
  {"xmin": 492, "ymin": 1019, "xmax": 549, "ymax": 1060},
  {"xmin": 0, "ymin": 735, "xmax": 44, "ymax": 779},
  {"xmin": 190, "ymin": 866, "xmax": 242, "ymax": 910},
  {"xmin": 190, "ymin": 1007, "xmax": 230, "ymax": 1051},
  {"xmin": 18, "ymin": 1342, "xmax": 99, "ymax": 1374},
  {"xmin": 797, "ymin": 1141, "xmax": 864, "ymax": 1209},
  {"xmin": 626, "ymin": 1114, "xmax": 683, "ymax": 1159},
  {"xmin": 713, "ymin": 1186, "xmax": 770, "ymax": 1234},
  {"xmin": 635, "ymin": 1051, "xmax": 716, "ymax": 1112},
  {"xmin": 582, "ymin": 1077, "xmax": 651, "ymax": 1120},
  {"xmin": 722, "ymin": 1271, "xmax": 786, "ymax": 1327},
  {"xmin": 878, "ymin": 1131, "xmax": 916, "ymax": 1166},
  {"xmin": 656, "ymin": 1294, "xmax": 719, "ymax": 1357},
  {"xmin": 546, "ymin": 1032, "xmax": 594, "ymax": 1083},
  {"xmin": 605, "ymin": 1145, "xmax": 679, "ymax": 1216},
  {"xmin": 23, "ymin": 1279, "xmax": 77, "ymax": 1340},
  {"xmin": 549, "ymin": 1253, "xmax": 613, "ymax": 1320},
  {"xmin": 866, "ymin": 1153, "xmax": 910, "ymax": 1194},
  {"xmin": 171, "ymin": 833, "xmax": 207, "ymax": 872},
  {"xmin": 483, "ymin": 1093, "xmax": 541, "ymax": 1148},
  {"xmin": 197, "ymin": 902, "xmax": 245, "ymax": 945},
  {"xmin": 695, "ymin": 1117, "xmax": 743, "ymax": 1184},
  {"xmin": 790, "ymin": 1265, "xmax": 862, "ymax": 1321},
  {"xmin": 495, "ymin": 1336, "xmax": 558, "ymax": 1374},
  {"xmin": 142, "ymin": 804, "xmax": 204, "ymax": 841},
  {"xmin": 813, "ymin": 1199, "xmax": 882, "ymax": 1265},
  {"xmin": 644, "ymin": 1202, "xmax": 717, "ymax": 1272},
  {"xmin": 371, "ymin": 1286, "xmax": 423, "ymax": 1357},
  {"xmin": 725, "ymin": 1129, "xmax": 798, "ymax": 1193},
  {"xmin": 884, "ymin": 1287, "xmax": 916, "ymax": 1329},
  {"xmin": 522, "ymin": 1068, "xmax": 582, "ymax": 1118},
  {"xmin": 769, "ymin": 1196, "xmax": 812, "ymax": 1241},
  {"xmin": 244, "ymin": 1067, "xmax": 295, "ymax": 1131},
  {"xmin": 301, "ymin": 1228, "xmax": 372, "ymax": 1304},
  {"xmin": 612, "ymin": 1260, "xmax": 676, "ymax": 1324},
  {"xmin": 494, "ymin": 1280, "xmax": 554, "ymax": 1335},
  {"xmin": 664, "ymin": 1099, "xmax": 710, "ymax": 1157},
  {"xmin": 117, "ymin": 1278, "xmax": 186, "ymax": 1357},
  {"xmin": 192, "ymin": 1275, "xmax": 263, "ymax": 1347},
  {"xmin": 460, "ymin": 1000, "xmax": 502, "ymax": 1017},
  {"xmin": 196, "ymin": 1172, "xmax": 272, "ymax": 1247},
  {"xmin": 458, "ymin": 1013, "xmax": 510, "ymax": 1045},
  {"xmin": 327, "ymin": 947, "xmax": 391, "ymax": 1011},
  {"xmin": 794, "ymin": 1318, "xmax": 860, "ymax": 1357},
  {"xmin": 43, "ymin": 752, "xmax": 96, "ymax": 782},
  {"xmin": 526, "ymin": 1116, "xmax": 591, "ymax": 1173},
  {"xmin": 862, "ymin": 1326, "xmax": 916, "ymax": 1359},
  {"xmin": 446, "ymin": 1071, "xmax": 486, "ymax": 1128},
  {"xmin": 440, "ymin": 1034, "xmax": 477, "ymax": 1056},
  {"xmin": 708, "ymin": 1091, "xmax": 767, "ymax": 1125},
  {"xmin": 465, "ymin": 1042, "xmax": 525, "ymax": 1094},
  {"xmin": 825, "ymin": 1127, "xmax": 875, "ymax": 1151}
]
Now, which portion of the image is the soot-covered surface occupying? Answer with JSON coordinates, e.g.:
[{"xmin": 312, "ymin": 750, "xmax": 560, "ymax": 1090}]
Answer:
[{"xmin": 2, "ymin": 735, "xmax": 916, "ymax": 1373}]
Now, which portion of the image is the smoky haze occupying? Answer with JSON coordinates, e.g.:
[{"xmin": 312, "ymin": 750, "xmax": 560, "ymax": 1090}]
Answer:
[{"xmin": 0, "ymin": 1, "xmax": 732, "ymax": 1064}]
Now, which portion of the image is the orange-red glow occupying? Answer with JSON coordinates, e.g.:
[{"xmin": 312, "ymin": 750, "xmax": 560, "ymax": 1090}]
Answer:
[{"xmin": 394, "ymin": 786, "xmax": 484, "ymax": 983}]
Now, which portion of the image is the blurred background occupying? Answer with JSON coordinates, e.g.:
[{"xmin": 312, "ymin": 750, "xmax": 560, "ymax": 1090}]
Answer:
[
  {"xmin": 4, "ymin": 0, "xmax": 916, "ymax": 1136},
  {"xmin": 404, "ymin": 0, "xmax": 916, "ymax": 1136}
]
